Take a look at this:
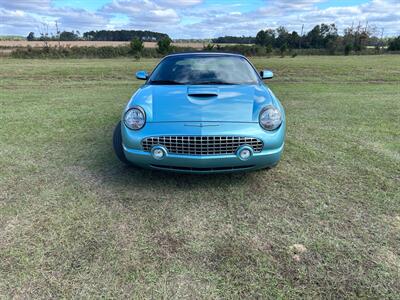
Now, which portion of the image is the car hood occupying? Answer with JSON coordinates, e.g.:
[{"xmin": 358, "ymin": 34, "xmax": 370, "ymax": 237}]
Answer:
[{"xmin": 128, "ymin": 84, "xmax": 273, "ymax": 123}]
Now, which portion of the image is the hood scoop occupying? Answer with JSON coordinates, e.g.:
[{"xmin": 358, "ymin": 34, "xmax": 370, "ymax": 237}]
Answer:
[{"xmin": 187, "ymin": 87, "xmax": 218, "ymax": 98}]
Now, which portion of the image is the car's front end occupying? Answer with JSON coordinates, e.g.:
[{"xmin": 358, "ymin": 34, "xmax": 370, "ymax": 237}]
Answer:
[
  {"xmin": 122, "ymin": 120, "xmax": 285, "ymax": 173},
  {"xmin": 114, "ymin": 53, "xmax": 286, "ymax": 173}
]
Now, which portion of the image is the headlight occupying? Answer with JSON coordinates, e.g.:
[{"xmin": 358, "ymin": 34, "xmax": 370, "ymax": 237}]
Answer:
[
  {"xmin": 259, "ymin": 106, "xmax": 282, "ymax": 130},
  {"xmin": 124, "ymin": 106, "xmax": 146, "ymax": 130}
]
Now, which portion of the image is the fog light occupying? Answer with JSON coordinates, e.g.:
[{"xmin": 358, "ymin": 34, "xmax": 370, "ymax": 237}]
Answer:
[
  {"xmin": 151, "ymin": 146, "xmax": 167, "ymax": 160},
  {"xmin": 237, "ymin": 146, "xmax": 253, "ymax": 161}
]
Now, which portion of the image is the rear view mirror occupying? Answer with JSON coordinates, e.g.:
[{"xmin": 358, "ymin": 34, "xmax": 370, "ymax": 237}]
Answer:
[
  {"xmin": 136, "ymin": 70, "xmax": 148, "ymax": 80},
  {"xmin": 260, "ymin": 70, "xmax": 273, "ymax": 80}
]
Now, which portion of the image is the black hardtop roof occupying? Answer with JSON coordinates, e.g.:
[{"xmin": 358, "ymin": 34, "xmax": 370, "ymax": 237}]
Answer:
[{"xmin": 165, "ymin": 52, "xmax": 246, "ymax": 58}]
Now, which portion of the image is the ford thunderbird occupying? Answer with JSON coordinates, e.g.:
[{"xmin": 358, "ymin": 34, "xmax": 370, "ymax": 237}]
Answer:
[{"xmin": 113, "ymin": 52, "xmax": 285, "ymax": 173}]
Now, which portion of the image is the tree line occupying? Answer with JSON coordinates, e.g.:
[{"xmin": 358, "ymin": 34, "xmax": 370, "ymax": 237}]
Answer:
[
  {"xmin": 27, "ymin": 29, "xmax": 170, "ymax": 42},
  {"xmin": 213, "ymin": 23, "xmax": 400, "ymax": 53},
  {"xmin": 212, "ymin": 36, "xmax": 255, "ymax": 44},
  {"xmin": 23, "ymin": 23, "xmax": 400, "ymax": 54},
  {"xmin": 83, "ymin": 30, "xmax": 169, "ymax": 41},
  {"xmin": 255, "ymin": 24, "xmax": 373, "ymax": 54}
]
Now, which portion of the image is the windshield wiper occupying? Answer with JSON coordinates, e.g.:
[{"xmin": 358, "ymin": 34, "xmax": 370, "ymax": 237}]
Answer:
[{"xmin": 149, "ymin": 80, "xmax": 185, "ymax": 85}]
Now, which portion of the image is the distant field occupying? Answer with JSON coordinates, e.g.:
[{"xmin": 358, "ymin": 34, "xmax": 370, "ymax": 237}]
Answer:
[
  {"xmin": 0, "ymin": 56, "xmax": 399, "ymax": 298},
  {"xmin": 0, "ymin": 40, "xmax": 226, "ymax": 49},
  {"xmin": 0, "ymin": 36, "xmax": 25, "ymax": 41},
  {"xmin": 0, "ymin": 41, "xmax": 206, "ymax": 56}
]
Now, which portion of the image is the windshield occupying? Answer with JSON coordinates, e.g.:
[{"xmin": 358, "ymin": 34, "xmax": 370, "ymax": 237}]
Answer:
[{"xmin": 148, "ymin": 55, "xmax": 260, "ymax": 85}]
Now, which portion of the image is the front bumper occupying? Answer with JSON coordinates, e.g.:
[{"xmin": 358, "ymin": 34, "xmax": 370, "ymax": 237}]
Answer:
[{"xmin": 122, "ymin": 122, "xmax": 285, "ymax": 173}]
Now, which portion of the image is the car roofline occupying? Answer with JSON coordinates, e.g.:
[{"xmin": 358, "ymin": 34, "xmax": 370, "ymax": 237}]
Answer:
[
  {"xmin": 164, "ymin": 52, "xmax": 246, "ymax": 58},
  {"xmin": 145, "ymin": 52, "xmax": 263, "ymax": 85}
]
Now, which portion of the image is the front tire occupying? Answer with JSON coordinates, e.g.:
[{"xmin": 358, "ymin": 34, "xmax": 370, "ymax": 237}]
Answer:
[{"xmin": 113, "ymin": 121, "xmax": 131, "ymax": 165}]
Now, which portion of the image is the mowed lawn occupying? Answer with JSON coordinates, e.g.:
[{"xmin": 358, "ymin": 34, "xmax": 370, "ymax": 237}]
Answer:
[{"xmin": 0, "ymin": 56, "xmax": 399, "ymax": 298}]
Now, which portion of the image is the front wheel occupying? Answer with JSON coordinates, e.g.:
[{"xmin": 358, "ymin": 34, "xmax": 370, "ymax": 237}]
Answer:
[{"xmin": 113, "ymin": 121, "xmax": 131, "ymax": 165}]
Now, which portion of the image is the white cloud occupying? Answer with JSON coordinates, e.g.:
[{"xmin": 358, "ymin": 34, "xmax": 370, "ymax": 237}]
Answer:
[
  {"xmin": 157, "ymin": 0, "xmax": 202, "ymax": 6},
  {"xmin": 260, "ymin": 0, "xmax": 324, "ymax": 13},
  {"xmin": 101, "ymin": 0, "xmax": 181, "ymax": 25},
  {"xmin": 0, "ymin": 0, "xmax": 51, "ymax": 11},
  {"xmin": 0, "ymin": 0, "xmax": 399, "ymax": 37},
  {"xmin": 174, "ymin": 0, "xmax": 400, "ymax": 37},
  {"xmin": 55, "ymin": 8, "xmax": 109, "ymax": 31},
  {"xmin": 0, "ymin": 1, "xmax": 109, "ymax": 35}
]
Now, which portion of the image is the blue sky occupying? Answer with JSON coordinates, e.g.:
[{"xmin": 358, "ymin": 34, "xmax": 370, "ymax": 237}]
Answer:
[{"xmin": 1, "ymin": 0, "xmax": 399, "ymax": 38}]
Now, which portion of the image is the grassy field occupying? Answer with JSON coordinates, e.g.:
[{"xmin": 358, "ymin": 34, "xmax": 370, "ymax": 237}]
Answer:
[{"xmin": 0, "ymin": 56, "xmax": 399, "ymax": 298}]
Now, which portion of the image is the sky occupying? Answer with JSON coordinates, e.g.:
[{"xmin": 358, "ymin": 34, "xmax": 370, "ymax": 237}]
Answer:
[{"xmin": 1, "ymin": 0, "xmax": 399, "ymax": 38}]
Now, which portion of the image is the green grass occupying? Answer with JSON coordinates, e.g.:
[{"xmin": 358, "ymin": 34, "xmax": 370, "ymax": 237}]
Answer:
[{"xmin": 0, "ymin": 56, "xmax": 399, "ymax": 298}]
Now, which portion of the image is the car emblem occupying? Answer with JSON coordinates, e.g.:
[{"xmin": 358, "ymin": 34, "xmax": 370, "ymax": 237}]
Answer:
[{"xmin": 184, "ymin": 123, "xmax": 220, "ymax": 127}]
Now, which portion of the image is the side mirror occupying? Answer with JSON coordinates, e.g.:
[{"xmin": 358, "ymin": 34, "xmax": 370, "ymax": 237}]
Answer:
[
  {"xmin": 260, "ymin": 70, "xmax": 273, "ymax": 80},
  {"xmin": 136, "ymin": 70, "xmax": 148, "ymax": 80}
]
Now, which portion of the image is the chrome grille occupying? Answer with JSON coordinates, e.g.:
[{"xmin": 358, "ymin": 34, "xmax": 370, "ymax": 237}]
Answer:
[{"xmin": 142, "ymin": 136, "xmax": 263, "ymax": 155}]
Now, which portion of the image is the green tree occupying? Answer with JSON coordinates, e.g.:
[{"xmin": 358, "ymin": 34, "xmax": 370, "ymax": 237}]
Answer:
[
  {"xmin": 59, "ymin": 31, "xmax": 78, "ymax": 41},
  {"xmin": 255, "ymin": 29, "xmax": 275, "ymax": 47},
  {"xmin": 266, "ymin": 44, "xmax": 273, "ymax": 55},
  {"xmin": 326, "ymin": 39, "xmax": 337, "ymax": 54},
  {"xmin": 275, "ymin": 26, "xmax": 289, "ymax": 48},
  {"xmin": 130, "ymin": 38, "xmax": 144, "ymax": 54},
  {"xmin": 27, "ymin": 32, "xmax": 35, "ymax": 41},
  {"xmin": 280, "ymin": 43, "xmax": 288, "ymax": 57},
  {"xmin": 288, "ymin": 31, "xmax": 300, "ymax": 49},
  {"xmin": 157, "ymin": 37, "xmax": 172, "ymax": 54},
  {"xmin": 343, "ymin": 24, "xmax": 370, "ymax": 53},
  {"xmin": 388, "ymin": 36, "xmax": 400, "ymax": 51},
  {"xmin": 306, "ymin": 24, "xmax": 338, "ymax": 49},
  {"xmin": 344, "ymin": 44, "xmax": 352, "ymax": 55},
  {"xmin": 255, "ymin": 30, "xmax": 267, "ymax": 46}
]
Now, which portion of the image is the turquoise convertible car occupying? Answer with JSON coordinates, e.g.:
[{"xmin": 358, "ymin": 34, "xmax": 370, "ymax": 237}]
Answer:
[{"xmin": 113, "ymin": 52, "xmax": 285, "ymax": 173}]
